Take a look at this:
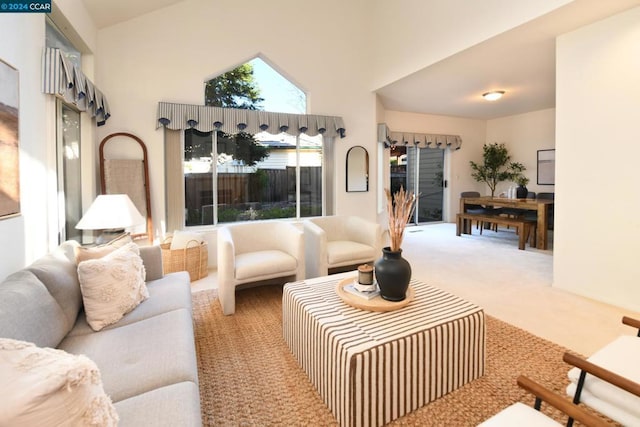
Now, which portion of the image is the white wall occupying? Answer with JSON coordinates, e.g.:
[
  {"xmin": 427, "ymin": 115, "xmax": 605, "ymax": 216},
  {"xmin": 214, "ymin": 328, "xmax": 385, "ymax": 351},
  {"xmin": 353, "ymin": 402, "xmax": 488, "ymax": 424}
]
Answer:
[
  {"xmin": 0, "ymin": 14, "xmax": 49, "ymax": 279},
  {"xmin": 370, "ymin": 0, "xmax": 573, "ymax": 90},
  {"xmin": 382, "ymin": 110, "xmax": 486, "ymax": 222},
  {"xmin": 486, "ymin": 108, "xmax": 556, "ymax": 196},
  {"xmin": 93, "ymin": 0, "xmax": 379, "ymax": 231},
  {"xmin": 555, "ymin": 6, "xmax": 640, "ymax": 311},
  {"xmin": 0, "ymin": 1, "xmax": 103, "ymax": 280}
]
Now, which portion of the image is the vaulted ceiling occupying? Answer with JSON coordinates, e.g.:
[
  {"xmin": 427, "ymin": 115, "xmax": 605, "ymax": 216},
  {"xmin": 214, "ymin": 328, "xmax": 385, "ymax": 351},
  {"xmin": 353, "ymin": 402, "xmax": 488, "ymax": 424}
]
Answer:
[{"xmin": 81, "ymin": 0, "xmax": 640, "ymax": 120}]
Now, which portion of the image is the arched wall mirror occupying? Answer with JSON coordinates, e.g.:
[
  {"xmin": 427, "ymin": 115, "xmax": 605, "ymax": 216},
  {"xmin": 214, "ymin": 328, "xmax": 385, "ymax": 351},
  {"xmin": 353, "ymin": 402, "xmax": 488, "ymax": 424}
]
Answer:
[{"xmin": 346, "ymin": 146, "xmax": 369, "ymax": 192}]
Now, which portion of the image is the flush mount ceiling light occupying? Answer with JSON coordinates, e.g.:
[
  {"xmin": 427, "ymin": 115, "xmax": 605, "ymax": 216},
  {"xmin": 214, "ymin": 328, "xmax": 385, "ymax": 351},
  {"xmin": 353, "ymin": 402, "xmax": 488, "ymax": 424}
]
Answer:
[{"xmin": 482, "ymin": 91, "xmax": 505, "ymax": 101}]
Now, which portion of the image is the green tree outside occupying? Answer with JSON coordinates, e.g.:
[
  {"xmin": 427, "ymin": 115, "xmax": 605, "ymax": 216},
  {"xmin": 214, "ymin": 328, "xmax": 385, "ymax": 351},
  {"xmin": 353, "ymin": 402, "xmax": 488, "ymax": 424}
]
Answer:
[
  {"xmin": 205, "ymin": 62, "xmax": 269, "ymax": 166},
  {"xmin": 205, "ymin": 63, "xmax": 264, "ymax": 109}
]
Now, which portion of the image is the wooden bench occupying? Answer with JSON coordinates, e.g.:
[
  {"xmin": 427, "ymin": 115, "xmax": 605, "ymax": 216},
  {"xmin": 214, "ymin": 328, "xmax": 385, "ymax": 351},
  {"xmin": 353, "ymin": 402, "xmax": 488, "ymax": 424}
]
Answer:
[{"xmin": 456, "ymin": 212, "xmax": 536, "ymax": 250}]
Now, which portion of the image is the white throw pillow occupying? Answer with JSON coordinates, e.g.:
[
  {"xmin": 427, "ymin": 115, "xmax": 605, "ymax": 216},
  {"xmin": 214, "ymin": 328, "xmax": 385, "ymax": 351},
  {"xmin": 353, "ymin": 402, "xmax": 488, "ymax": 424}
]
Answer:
[
  {"xmin": 0, "ymin": 338, "xmax": 119, "ymax": 426},
  {"xmin": 77, "ymin": 242, "xmax": 148, "ymax": 331},
  {"xmin": 74, "ymin": 233, "xmax": 133, "ymax": 264},
  {"xmin": 169, "ymin": 230, "xmax": 204, "ymax": 250}
]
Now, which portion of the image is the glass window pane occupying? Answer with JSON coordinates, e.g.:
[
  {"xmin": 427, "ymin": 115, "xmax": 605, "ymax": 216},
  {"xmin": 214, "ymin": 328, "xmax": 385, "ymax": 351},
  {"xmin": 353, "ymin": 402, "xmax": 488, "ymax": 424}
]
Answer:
[
  {"xmin": 60, "ymin": 103, "xmax": 82, "ymax": 242},
  {"xmin": 46, "ymin": 18, "xmax": 81, "ymax": 68},
  {"xmin": 417, "ymin": 148, "xmax": 444, "ymax": 222},
  {"xmin": 394, "ymin": 145, "xmax": 444, "ymax": 224},
  {"xmin": 390, "ymin": 145, "xmax": 408, "ymax": 196},
  {"xmin": 184, "ymin": 129, "xmax": 213, "ymax": 226},
  {"xmin": 299, "ymin": 135, "xmax": 322, "ymax": 217}
]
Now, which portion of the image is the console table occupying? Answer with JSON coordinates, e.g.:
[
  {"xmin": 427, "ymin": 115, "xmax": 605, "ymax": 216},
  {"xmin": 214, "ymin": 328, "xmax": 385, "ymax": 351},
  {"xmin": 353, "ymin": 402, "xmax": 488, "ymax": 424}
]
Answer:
[{"xmin": 283, "ymin": 273, "xmax": 485, "ymax": 427}]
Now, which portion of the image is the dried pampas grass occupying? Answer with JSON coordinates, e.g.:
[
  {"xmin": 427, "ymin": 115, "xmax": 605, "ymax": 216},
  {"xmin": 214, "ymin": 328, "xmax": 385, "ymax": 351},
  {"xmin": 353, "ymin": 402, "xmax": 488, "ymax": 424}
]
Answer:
[{"xmin": 384, "ymin": 187, "xmax": 417, "ymax": 251}]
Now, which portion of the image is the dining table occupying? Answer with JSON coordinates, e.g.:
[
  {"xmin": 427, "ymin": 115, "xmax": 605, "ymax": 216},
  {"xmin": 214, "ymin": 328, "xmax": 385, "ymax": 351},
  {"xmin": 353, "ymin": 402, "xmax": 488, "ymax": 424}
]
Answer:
[{"xmin": 459, "ymin": 196, "xmax": 554, "ymax": 250}]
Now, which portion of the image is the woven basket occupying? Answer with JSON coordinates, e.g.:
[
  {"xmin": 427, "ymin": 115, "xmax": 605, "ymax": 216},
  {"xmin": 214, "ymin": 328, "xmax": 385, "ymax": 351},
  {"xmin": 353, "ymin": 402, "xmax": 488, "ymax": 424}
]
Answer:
[{"xmin": 161, "ymin": 237, "xmax": 209, "ymax": 282}]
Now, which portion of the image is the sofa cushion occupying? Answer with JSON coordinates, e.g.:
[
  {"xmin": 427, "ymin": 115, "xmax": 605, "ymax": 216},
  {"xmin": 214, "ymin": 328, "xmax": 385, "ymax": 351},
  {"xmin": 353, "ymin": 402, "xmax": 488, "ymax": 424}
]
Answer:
[
  {"xmin": 26, "ymin": 250, "xmax": 83, "ymax": 331},
  {"xmin": 235, "ymin": 250, "xmax": 297, "ymax": 280},
  {"xmin": 0, "ymin": 270, "xmax": 69, "ymax": 348},
  {"xmin": 327, "ymin": 241, "xmax": 376, "ymax": 266},
  {"xmin": 58, "ymin": 308, "xmax": 198, "ymax": 403},
  {"xmin": 114, "ymin": 382, "xmax": 201, "ymax": 427},
  {"xmin": 67, "ymin": 272, "xmax": 192, "ymax": 337},
  {"xmin": 77, "ymin": 243, "xmax": 149, "ymax": 332},
  {"xmin": 74, "ymin": 233, "xmax": 132, "ymax": 263},
  {"xmin": 138, "ymin": 245, "xmax": 164, "ymax": 282},
  {"xmin": 0, "ymin": 338, "xmax": 119, "ymax": 426}
]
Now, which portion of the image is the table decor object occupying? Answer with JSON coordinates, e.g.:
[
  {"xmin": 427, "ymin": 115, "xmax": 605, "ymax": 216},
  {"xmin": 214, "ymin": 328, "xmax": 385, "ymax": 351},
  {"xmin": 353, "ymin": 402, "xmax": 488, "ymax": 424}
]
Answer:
[
  {"xmin": 354, "ymin": 264, "xmax": 375, "ymax": 292},
  {"xmin": 336, "ymin": 276, "xmax": 413, "ymax": 311},
  {"xmin": 344, "ymin": 281, "xmax": 380, "ymax": 300},
  {"xmin": 515, "ymin": 174, "xmax": 530, "ymax": 199},
  {"xmin": 375, "ymin": 187, "xmax": 416, "ymax": 301}
]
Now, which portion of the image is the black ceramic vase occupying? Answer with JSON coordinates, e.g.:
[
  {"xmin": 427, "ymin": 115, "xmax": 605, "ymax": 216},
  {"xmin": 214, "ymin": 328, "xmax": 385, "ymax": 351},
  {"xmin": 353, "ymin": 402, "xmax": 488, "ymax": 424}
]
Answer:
[
  {"xmin": 516, "ymin": 185, "xmax": 528, "ymax": 199},
  {"xmin": 374, "ymin": 247, "xmax": 411, "ymax": 301}
]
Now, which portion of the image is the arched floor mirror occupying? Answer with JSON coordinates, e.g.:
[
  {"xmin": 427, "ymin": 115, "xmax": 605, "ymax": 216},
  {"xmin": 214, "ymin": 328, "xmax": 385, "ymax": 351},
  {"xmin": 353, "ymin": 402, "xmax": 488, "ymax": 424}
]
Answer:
[{"xmin": 99, "ymin": 132, "xmax": 153, "ymax": 243}]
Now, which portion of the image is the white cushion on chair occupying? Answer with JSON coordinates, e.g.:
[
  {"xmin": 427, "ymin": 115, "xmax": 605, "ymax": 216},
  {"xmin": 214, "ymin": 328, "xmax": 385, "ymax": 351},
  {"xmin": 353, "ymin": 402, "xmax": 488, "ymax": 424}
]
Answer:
[
  {"xmin": 217, "ymin": 221, "xmax": 305, "ymax": 315},
  {"xmin": 566, "ymin": 383, "xmax": 638, "ymax": 427},
  {"xmin": 327, "ymin": 241, "xmax": 376, "ymax": 266},
  {"xmin": 235, "ymin": 250, "xmax": 297, "ymax": 281},
  {"xmin": 304, "ymin": 216, "xmax": 382, "ymax": 279},
  {"xmin": 567, "ymin": 335, "xmax": 640, "ymax": 425},
  {"xmin": 478, "ymin": 402, "xmax": 562, "ymax": 426}
]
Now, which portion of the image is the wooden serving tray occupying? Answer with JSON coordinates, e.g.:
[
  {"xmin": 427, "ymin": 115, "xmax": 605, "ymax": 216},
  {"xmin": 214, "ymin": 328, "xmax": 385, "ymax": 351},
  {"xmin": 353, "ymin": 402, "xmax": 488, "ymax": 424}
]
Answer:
[{"xmin": 336, "ymin": 276, "xmax": 414, "ymax": 312}]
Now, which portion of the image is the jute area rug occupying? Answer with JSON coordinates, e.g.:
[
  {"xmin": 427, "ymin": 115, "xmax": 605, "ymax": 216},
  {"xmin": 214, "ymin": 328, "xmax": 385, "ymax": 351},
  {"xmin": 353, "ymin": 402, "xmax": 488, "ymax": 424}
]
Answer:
[{"xmin": 193, "ymin": 285, "xmax": 591, "ymax": 426}]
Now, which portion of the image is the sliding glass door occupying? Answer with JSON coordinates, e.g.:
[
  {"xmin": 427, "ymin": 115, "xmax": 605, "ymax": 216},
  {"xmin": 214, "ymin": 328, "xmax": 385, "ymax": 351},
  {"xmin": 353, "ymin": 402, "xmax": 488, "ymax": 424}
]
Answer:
[{"xmin": 390, "ymin": 145, "xmax": 445, "ymax": 224}]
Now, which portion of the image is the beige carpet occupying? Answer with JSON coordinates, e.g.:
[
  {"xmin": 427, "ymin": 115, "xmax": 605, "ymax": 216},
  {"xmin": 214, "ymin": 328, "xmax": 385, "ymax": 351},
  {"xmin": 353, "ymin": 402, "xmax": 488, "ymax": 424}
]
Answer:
[{"xmin": 192, "ymin": 284, "xmax": 610, "ymax": 426}]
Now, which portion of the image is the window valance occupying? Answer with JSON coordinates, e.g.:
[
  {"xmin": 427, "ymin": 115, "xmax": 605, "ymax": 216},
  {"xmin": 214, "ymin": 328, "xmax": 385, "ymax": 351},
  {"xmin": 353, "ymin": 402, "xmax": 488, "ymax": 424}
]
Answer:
[
  {"xmin": 41, "ymin": 47, "xmax": 111, "ymax": 126},
  {"xmin": 156, "ymin": 102, "xmax": 346, "ymax": 138},
  {"xmin": 377, "ymin": 123, "xmax": 461, "ymax": 150}
]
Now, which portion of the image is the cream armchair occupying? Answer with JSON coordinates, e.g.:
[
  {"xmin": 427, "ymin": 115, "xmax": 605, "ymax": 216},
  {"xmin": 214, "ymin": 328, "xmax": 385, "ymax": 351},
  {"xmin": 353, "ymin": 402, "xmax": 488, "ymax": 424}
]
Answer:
[
  {"xmin": 303, "ymin": 215, "xmax": 382, "ymax": 279},
  {"xmin": 217, "ymin": 221, "xmax": 305, "ymax": 315}
]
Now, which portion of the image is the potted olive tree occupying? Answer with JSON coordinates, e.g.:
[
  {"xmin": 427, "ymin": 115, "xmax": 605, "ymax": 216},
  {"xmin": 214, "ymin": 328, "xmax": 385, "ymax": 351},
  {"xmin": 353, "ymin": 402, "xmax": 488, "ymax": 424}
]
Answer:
[{"xmin": 469, "ymin": 143, "xmax": 525, "ymax": 197}]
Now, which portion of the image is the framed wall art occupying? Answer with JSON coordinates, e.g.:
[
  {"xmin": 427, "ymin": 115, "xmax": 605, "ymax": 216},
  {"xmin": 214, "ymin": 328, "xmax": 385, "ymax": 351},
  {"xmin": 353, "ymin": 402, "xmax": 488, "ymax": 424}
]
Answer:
[
  {"xmin": 537, "ymin": 149, "xmax": 555, "ymax": 185},
  {"xmin": 0, "ymin": 58, "xmax": 20, "ymax": 219}
]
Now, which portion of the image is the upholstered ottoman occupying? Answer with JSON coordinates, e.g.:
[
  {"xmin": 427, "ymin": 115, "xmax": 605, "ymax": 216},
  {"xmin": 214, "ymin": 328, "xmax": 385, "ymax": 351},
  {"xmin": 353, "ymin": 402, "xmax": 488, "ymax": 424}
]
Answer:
[{"xmin": 283, "ymin": 273, "xmax": 485, "ymax": 427}]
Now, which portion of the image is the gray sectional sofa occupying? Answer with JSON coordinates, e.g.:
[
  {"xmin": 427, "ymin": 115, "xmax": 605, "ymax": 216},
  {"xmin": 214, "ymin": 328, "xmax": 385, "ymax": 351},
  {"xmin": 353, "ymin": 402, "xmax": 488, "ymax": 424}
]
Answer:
[{"xmin": 0, "ymin": 241, "xmax": 202, "ymax": 426}]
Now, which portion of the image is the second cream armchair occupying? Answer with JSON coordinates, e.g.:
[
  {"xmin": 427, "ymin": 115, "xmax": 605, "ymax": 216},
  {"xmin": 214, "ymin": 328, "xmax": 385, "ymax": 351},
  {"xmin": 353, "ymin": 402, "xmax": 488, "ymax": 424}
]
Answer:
[{"xmin": 303, "ymin": 215, "xmax": 382, "ymax": 279}]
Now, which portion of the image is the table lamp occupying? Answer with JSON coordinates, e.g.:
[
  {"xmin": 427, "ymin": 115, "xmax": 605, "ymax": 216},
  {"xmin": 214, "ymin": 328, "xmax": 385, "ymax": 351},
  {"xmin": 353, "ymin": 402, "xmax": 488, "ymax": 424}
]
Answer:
[{"xmin": 75, "ymin": 194, "xmax": 145, "ymax": 244}]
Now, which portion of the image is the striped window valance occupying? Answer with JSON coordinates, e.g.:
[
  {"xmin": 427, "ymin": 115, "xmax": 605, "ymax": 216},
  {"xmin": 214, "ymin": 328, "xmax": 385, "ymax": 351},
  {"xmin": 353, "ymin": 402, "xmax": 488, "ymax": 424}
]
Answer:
[
  {"xmin": 42, "ymin": 47, "xmax": 111, "ymax": 126},
  {"xmin": 157, "ymin": 102, "xmax": 346, "ymax": 138},
  {"xmin": 377, "ymin": 123, "xmax": 462, "ymax": 150}
]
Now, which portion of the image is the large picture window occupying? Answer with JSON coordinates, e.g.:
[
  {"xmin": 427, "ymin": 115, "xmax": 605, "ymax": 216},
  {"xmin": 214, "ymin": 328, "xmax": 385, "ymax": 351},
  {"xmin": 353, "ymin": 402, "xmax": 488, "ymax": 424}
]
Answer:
[
  {"xmin": 184, "ymin": 129, "xmax": 323, "ymax": 225},
  {"xmin": 161, "ymin": 58, "xmax": 345, "ymax": 228}
]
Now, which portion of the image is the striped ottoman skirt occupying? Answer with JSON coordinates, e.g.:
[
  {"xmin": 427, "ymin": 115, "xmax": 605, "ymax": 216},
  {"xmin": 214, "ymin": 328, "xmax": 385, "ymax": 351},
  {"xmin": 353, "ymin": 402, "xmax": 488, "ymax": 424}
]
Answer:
[{"xmin": 283, "ymin": 274, "xmax": 485, "ymax": 427}]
